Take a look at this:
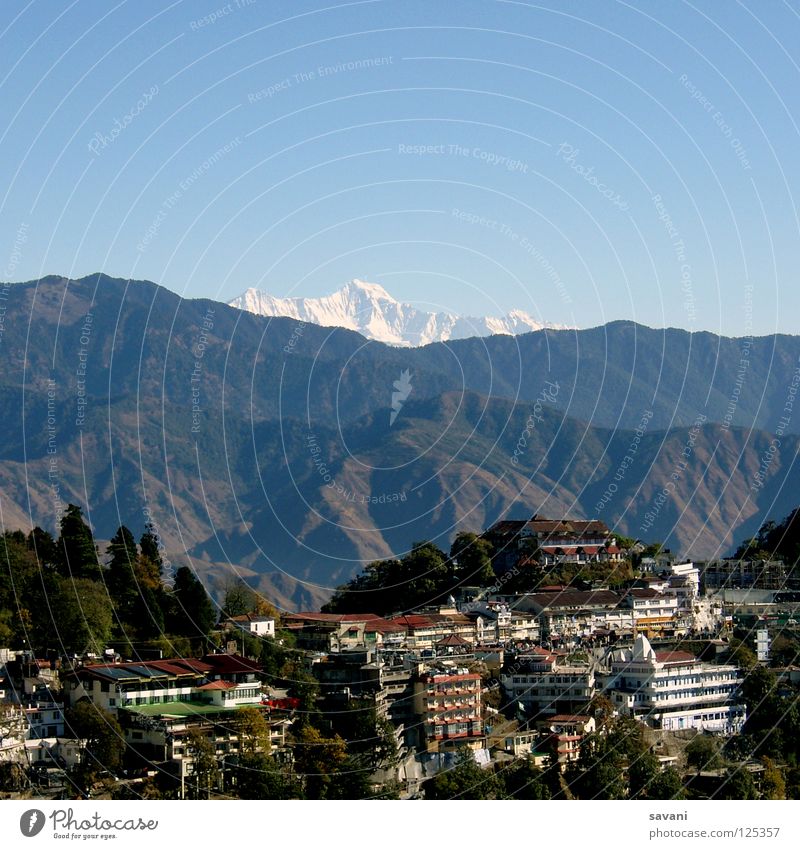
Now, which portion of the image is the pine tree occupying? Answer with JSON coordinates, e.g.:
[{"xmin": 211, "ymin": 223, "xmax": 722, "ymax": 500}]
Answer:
[
  {"xmin": 58, "ymin": 504, "xmax": 101, "ymax": 579},
  {"xmin": 107, "ymin": 526, "xmax": 139, "ymax": 622},
  {"xmin": 168, "ymin": 566, "xmax": 216, "ymax": 637},
  {"xmin": 27, "ymin": 527, "xmax": 59, "ymax": 570},
  {"xmin": 140, "ymin": 523, "xmax": 163, "ymax": 571}
]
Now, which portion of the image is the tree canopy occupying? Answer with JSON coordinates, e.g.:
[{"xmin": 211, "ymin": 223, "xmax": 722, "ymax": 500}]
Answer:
[
  {"xmin": 58, "ymin": 504, "xmax": 102, "ymax": 580},
  {"xmin": 733, "ymin": 508, "xmax": 800, "ymax": 565},
  {"xmin": 323, "ymin": 539, "xmax": 482, "ymax": 615},
  {"xmin": 167, "ymin": 566, "xmax": 216, "ymax": 638}
]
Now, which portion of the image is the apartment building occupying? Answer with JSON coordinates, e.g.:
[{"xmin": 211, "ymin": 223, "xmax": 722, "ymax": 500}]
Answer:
[
  {"xmin": 23, "ymin": 701, "xmax": 65, "ymax": 739},
  {"xmin": 413, "ymin": 666, "xmax": 483, "ymax": 752},
  {"xmin": 500, "ymin": 649, "xmax": 596, "ymax": 717},
  {"xmin": 620, "ymin": 589, "xmax": 680, "ymax": 638},
  {"xmin": 117, "ymin": 697, "xmax": 273, "ymax": 771},
  {"xmin": 0, "ymin": 700, "xmax": 75, "ymax": 773},
  {"xmin": 509, "ymin": 611, "xmax": 542, "ymax": 643},
  {"xmin": 514, "ymin": 590, "xmax": 630, "ymax": 642},
  {"xmin": 392, "ymin": 610, "xmax": 482, "ymax": 651},
  {"xmin": 544, "ymin": 714, "xmax": 596, "ymax": 763}
]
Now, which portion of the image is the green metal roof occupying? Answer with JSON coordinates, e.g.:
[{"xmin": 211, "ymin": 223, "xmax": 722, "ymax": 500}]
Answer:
[{"xmin": 119, "ymin": 700, "xmax": 252, "ymax": 717}]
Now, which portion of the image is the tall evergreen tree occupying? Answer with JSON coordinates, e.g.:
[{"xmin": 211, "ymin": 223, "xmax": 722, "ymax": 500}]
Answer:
[
  {"xmin": 105, "ymin": 525, "xmax": 169, "ymax": 639},
  {"xmin": 107, "ymin": 526, "xmax": 139, "ymax": 621},
  {"xmin": 27, "ymin": 527, "xmax": 59, "ymax": 570},
  {"xmin": 168, "ymin": 566, "xmax": 215, "ymax": 637},
  {"xmin": 58, "ymin": 504, "xmax": 101, "ymax": 579},
  {"xmin": 140, "ymin": 523, "xmax": 163, "ymax": 571}
]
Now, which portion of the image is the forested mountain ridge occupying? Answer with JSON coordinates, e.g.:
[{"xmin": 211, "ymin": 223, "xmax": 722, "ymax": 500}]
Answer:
[{"xmin": 0, "ymin": 273, "xmax": 797, "ymax": 609}]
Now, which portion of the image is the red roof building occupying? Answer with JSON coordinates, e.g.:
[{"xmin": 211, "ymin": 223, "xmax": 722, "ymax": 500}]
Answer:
[
  {"xmin": 414, "ymin": 668, "xmax": 483, "ymax": 752},
  {"xmin": 485, "ymin": 514, "xmax": 624, "ymax": 571}
]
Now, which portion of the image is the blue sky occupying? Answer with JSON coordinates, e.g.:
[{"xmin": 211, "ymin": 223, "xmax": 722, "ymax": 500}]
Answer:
[{"xmin": 2, "ymin": 0, "xmax": 799, "ymax": 335}]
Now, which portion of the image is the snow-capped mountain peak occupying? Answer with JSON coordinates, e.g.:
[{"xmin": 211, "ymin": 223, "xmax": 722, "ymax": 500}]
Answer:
[
  {"xmin": 228, "ymin": 279, "xmax": 567, "ymax": 347},
  {"xmin": 341, "ymin": 278, "xmax": 393, "ymax": 300}
]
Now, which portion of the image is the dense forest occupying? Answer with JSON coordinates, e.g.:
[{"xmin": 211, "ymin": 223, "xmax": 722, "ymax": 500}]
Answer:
[{"xmin": 0, "ymin": 503, "xmax": 217, "ymax": 656}]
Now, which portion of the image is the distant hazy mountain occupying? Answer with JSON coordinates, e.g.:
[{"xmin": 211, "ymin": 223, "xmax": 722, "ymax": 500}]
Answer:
[
  {"xmin": 2, "ymin": 273, "xmax": 800, "ymax": 609},
  {"xmin": 229, "ymin": 279, "xmax": 562, "ymax": 346}
]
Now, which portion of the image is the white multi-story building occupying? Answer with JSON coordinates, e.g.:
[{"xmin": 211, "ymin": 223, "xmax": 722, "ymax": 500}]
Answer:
[
  {"xmin": 501, "ymin": 649, "xmax": 596, "ymax": 717},
  {"xmin": 756, "ymin": 628, "xmax": 770, "ymax": 663},
  {"xmin": 508, "ymin": 611, "xmax": 541, "ymax": 643},
  {"xmin": 513, "ymin": 590, "xmax": 629, "ymax": 642},
  {"xmin": 63, "ymin": 654, "xmax": 265, "ymax": 714},
  {"xmin": 620, "ymin": 589, "xmax": 681, "ymax": 637},
  {"xmin": 24, "ymin": 701, "xmax": 65, "ymax": 739},
  {"xmin": 603, "ymin": 635, "xmax": 745, "ymax": 733},
  {"xmin": 668, "ymin": 562, "xmax": 700, "ymax": 596}
]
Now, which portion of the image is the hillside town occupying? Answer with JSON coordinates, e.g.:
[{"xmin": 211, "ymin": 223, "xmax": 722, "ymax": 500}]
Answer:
[{"xmin": 1, "ymin": 509, "xmax": 799, "ymax": 800}]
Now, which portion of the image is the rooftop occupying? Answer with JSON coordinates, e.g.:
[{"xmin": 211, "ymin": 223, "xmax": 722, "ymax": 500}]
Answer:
[
  {"xmin": 436, "ymin": 634, "xmax": 470, "ymax": 647},
  {"xmin": 284, "ymin": 613, "xmax": 405, "ymax": 632},
  {"xmin": 119, "ymin": 700, "xmax": 261, "ymax": 718},
  {"xmin": 66, "ymin": 653, "xmax": 262, "ymax": 683},
  {"xmin": 201, "ymin": 653, "xmax": 263, "ymax": 675},
  {"xmin": 655, "ymin": 651, "xmax": 697, "ymax": 665},
  {"xmin": 487, "ymin": 516, "xmax": 612, "ymax": 538},
  {"xmin": 196, "ymin": 680, "xmax": 238, "ymax": 691},
  {"xmin": 626, "ymin": 588, "xmax": 667, "ymax": 599},
  {"xmin": 524, "ymin": 590, "xmax": 621, "ymax": 609},
  {"xmin": 225, "ymin": 613, "xmax": 275, "ymax": 623}
]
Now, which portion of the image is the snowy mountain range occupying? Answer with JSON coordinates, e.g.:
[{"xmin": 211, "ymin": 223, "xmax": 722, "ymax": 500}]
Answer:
[{"xmin": 228, "ymin": 279, "xmax": 566, "ymax": 346}]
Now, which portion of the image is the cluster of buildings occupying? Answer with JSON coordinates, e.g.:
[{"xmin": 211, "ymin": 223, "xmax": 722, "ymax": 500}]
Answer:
[
  {"xmin": 500, "ymin": 636, "xmax": 745, "ymax": 735},
  {"xmin": 5, "ymin": 512, "xmax": 799, "ymax": 797},
  {"xmin": 0, "ymin": 648, "xmax": 289, "ymax": 794},
  {"xmin": 284, "ymin": 562, "xmax": 701, "ymax": 655},
  {"xmin": 0, "ymin": 651, "xmax": 77, "ymax": 778}
]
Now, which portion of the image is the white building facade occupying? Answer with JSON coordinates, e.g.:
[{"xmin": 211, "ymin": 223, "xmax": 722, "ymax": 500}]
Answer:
[{"xmin": 604, "ymin": 635, "xmax": 745, "ymax": 734}]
